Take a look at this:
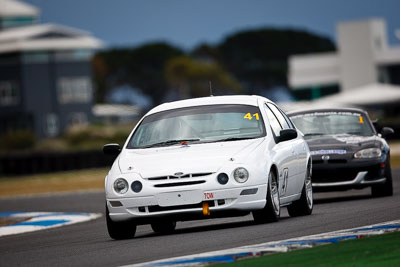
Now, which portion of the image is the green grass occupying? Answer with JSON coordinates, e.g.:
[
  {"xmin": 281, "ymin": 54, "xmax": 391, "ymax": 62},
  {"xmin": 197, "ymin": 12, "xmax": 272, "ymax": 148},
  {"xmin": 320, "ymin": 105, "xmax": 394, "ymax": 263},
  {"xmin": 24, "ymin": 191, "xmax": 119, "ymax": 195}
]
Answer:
[{"xmin": 213, "ymin": 231, "xmax": 400, "ymax": 267}]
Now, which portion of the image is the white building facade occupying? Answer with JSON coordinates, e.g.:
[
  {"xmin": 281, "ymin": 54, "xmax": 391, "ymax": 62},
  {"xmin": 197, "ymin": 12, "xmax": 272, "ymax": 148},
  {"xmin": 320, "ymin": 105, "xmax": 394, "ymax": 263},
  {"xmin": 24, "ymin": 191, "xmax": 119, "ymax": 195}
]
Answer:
[{"xmin": 289, "ymin": 19, "xmax": 400, "ymax": 99}]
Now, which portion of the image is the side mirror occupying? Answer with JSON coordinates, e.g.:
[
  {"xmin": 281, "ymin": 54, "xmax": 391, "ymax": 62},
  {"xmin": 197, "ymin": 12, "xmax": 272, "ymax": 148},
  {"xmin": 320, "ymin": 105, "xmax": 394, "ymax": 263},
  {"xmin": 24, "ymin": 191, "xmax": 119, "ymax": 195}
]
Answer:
[
  {"xmin": 103, "ymin": 143, "xmax": 121, "ymax": 155},
  {"xmin": 277, "ymin": 129, "xmax": 298, "ymax": 143},
  {"xmin": 381, "ymin": 127, "xmax": 394, "ymax": 139}
]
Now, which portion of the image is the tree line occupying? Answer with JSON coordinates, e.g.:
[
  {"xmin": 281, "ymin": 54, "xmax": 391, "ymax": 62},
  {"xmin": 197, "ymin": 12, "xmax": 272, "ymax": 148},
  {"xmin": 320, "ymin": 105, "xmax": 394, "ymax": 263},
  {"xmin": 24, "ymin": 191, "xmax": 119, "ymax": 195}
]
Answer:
[{"xmin": 92, "ymin": 28, "xmax": 335, "ymax": 107}]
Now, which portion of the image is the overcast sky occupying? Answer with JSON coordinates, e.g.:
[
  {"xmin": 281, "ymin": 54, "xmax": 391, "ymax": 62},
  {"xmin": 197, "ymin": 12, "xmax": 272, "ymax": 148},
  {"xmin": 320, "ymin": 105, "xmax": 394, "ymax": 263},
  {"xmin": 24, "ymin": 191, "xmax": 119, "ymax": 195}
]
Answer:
[{"xmin": 25, "ymin": 0, "xmax": 400, "ymax": 50}]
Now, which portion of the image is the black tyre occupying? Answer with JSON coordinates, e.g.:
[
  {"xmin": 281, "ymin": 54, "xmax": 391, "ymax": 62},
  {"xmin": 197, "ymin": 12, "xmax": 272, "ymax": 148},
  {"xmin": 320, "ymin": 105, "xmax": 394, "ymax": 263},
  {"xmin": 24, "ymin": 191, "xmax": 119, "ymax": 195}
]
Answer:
[
  {"xmin": 151, "ymin": 221, "xmax": 177, "ymax": 234},
  {"xmin": 371, "ymin": 155, "xmax": 393, "ymax": 197},
  {"xmin": 106, "ymin": 205, "xmax": 136, "ymax": 240},
  {"xmin": 252, "ymin": 170, "xmax": 280, "ymax": 223},
  {"xmin": 287, "ymin": 163, "xmax": 313, "ymax": 217}
]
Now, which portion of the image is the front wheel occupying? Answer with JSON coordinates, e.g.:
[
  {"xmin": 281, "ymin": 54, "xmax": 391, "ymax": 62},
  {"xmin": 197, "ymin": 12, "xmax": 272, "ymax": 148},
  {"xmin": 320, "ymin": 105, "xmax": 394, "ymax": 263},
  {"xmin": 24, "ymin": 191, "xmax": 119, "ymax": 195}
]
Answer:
[
  {"xmin": 371, "ymin": 156, "xmax": 393, "ymax": 197},
  {"xmin": 287, "ymin": 163, "xmax": 313, "ymax": 217},
  {"xmin": 106, "ymin": 205, "xmax": 136, "ymax": 240},
  {"xmin": 252, "ymin": 170, "xmax": 280, "ymax": 223}
]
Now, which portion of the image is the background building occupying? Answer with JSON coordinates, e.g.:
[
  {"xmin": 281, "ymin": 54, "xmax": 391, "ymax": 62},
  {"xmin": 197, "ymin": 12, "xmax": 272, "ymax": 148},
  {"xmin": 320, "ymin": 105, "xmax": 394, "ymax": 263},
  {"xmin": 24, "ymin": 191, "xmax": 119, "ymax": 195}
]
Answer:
[
  {"xmin": 289, "ymin": 18, "xmax": 400, "ymax": 100},
  {"xmin": 0, "ymin": 0, "xmax": 102, "ymax": 138}
]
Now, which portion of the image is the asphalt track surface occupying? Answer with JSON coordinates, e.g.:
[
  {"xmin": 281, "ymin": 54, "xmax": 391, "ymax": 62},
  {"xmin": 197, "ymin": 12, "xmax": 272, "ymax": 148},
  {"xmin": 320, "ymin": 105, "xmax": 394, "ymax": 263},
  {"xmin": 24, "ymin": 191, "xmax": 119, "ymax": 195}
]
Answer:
[{"xmin": 1, "ymin": 169, "xmax": 399, "ymax": 267}]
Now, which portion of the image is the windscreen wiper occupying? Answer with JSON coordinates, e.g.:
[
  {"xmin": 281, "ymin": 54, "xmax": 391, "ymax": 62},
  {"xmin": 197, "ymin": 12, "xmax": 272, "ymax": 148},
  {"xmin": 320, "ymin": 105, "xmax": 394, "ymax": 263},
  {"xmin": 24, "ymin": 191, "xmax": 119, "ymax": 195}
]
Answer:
[
  {"xmin": 142, "ymin": 139, "xmax": 200, "ymax": 148},
  {"xmin": 214, "ymin": 136, "xmax": 258, "ymax": 142}
]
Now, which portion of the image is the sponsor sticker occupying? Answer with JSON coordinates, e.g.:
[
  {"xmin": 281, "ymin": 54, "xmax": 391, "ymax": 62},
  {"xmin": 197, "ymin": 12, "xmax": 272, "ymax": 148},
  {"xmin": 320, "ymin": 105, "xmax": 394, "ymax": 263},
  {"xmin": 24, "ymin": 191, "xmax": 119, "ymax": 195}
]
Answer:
[
  {"xmin": 291, "ymin": 111, "xmax": 362, "ymax": 119},
  {"xmin": 310, "ymin": 149, "xmax": 346, "ymax": 155}
]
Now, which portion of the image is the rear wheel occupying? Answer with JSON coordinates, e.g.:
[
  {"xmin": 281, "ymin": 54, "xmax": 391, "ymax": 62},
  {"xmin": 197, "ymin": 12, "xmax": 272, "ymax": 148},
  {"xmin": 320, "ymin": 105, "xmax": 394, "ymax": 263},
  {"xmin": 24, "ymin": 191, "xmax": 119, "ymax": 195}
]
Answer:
[
  {"xmin": 252, "ymin": 170, "xmax": 280, "ymax": 223},
  {"xmin": 106, "ymin": 205, "xmax": 136, "ymax": 240},
  {"xmin": 151, "ymin": 221, "xmax": 177, "ymax": 234},
  {"xmin": 287, "ymin": 163, "xmax": 313, "ymax": 217},
  {"xmin": 371, "ymin": 156, "xmax": 393, "ymax": 197}
]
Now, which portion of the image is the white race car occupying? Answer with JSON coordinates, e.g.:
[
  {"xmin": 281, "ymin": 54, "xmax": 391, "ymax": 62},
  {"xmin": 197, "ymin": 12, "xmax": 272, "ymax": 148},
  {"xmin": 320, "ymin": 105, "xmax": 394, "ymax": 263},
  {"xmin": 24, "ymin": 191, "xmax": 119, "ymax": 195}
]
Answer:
[{"xmin": 104, "ymin": 95, "xmax": 313, "ymax": 239}]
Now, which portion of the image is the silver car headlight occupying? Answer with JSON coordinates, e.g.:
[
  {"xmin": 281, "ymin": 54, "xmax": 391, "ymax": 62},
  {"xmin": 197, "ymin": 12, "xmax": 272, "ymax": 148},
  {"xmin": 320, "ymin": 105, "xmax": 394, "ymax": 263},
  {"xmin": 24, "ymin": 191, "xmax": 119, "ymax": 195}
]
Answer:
[
  {"xmin": 354, "ymin": 148, "xmax": 382, "ymax": 159},
  {"xmin": 114, "ymin": 178, "xmax": 129, "ymax": 194},
  {"xmin": 233, "ymin": 167, "xmax": 249, "ymax": 183}
]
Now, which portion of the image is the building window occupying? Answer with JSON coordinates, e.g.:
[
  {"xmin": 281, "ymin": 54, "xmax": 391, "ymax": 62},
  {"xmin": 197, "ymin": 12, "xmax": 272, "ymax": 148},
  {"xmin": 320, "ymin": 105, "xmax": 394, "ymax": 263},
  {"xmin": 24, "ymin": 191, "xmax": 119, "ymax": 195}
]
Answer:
[
  {"xmin": 0, "ymin": 16, "xmax": 36, "ymax": 30},
  {"xmin": 374, "ymin": 37, "xmax": 382, "ymax": 50},
  {"xmin": 54, "ymin": 50, "xmax": 92, "ymax": 62},
  {"xmin": 69, "ymin": 112, "xmax": 88, "ymax": 126},
  {"xmin": 0, "ymin": 53, "xmax": 20, "ymax": 65},
  {"xmin": 45, "ymin": 114, "xmax": 59, "ymax": 137},
  {"xmin": 22, "ymin": 51, "xmax": 50, "ymax": 63},
  {"xmin": 0, "ymin": 81, "xmax": 19, "ymax": 106},
  {"xmin": 58, "ymin": 77, "xmax": 93, "ymax": 104},
  {"xmin": 378, "ymin": 67, "xmax": 390, "ymax": 83}
]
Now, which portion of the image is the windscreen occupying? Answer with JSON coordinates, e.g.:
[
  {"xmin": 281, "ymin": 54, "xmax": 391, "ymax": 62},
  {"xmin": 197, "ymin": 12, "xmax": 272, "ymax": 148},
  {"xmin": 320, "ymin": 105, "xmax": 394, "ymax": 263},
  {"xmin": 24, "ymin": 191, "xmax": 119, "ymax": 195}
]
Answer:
[
  {"xmin": 127, "ymin": 104, "xmax": 266, "ymax": 149},
  {"xmin": 290, "ymin": 111, "xmax": 374, "ymax": 137}
]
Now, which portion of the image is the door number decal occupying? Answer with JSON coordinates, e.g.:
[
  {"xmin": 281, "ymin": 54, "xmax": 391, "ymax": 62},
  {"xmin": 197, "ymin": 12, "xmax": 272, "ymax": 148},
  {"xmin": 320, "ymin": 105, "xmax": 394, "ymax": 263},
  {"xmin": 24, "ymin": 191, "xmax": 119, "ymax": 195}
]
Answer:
[{"xmin": 281, "ymin": 168, "xmax": 289, "ymax": 194}]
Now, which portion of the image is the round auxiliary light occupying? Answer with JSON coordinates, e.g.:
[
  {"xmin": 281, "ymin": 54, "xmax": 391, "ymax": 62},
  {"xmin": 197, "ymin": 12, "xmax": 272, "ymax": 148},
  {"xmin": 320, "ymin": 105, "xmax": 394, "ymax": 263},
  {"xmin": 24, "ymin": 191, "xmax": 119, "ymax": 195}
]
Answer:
[
  {"xmin": 131, "ymin": 181, "xmax": 143, "ymax": 193},
  {"xmin": 114, "ymin": 178, "xmax": 128, "ymax": 194},
  {"xmin": 233, "ymin": 167, "xmax": 249, "ymax": 183},
  {"xmin": 217, "ymin": 173, "xmax": 229, "ymax": 185}
]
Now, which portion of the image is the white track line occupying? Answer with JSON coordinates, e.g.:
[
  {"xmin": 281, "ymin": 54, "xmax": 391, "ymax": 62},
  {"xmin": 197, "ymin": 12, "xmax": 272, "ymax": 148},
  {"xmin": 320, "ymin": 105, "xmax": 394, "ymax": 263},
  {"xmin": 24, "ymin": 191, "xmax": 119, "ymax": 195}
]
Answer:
[{"xmin": 0, "ymin": 212, "xmax": 102, "ymax": 237}]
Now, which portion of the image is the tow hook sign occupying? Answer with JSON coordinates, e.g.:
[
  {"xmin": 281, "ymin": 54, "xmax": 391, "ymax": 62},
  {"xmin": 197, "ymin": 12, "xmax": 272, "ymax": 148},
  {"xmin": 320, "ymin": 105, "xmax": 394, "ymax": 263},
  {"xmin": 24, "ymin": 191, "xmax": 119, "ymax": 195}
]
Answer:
[{"xmin": 204, "ymin": 192, "xmax": 214, "ymax": 199}]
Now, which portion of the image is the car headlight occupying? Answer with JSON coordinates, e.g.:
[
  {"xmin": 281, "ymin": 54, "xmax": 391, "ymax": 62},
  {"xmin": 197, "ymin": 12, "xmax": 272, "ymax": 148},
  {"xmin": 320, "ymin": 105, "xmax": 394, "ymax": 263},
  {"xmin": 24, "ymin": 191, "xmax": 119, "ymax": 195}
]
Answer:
[
  {"xmin": 114, "ymin": 178, "xmax": 129, "ymax": 194},
  {"xmin": 233, "ymin": 167, "xmax": 249, "ymax": 183},
  {"xmin": 354, "ymin": 148, "xmax": 382, "ymax": 159}
]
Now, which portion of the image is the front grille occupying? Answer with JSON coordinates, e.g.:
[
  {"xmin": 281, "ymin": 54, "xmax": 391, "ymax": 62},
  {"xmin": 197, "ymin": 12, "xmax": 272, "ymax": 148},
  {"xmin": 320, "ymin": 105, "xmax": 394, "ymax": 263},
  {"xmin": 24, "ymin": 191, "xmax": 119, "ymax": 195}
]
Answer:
[
  {"xmin": 312, "ymin": 159, "xmax": 347, "ymax": 164},
  {"xmin": 313, "ymin": 169, "xmax": 359, "ymax": 183},
  {"xmin": 147, "ymin": 172, "xmax": 213, "ymax": 181},
  {"xmin": 313, "ymin": 165, "xmax": 381, "ymax": 184},
  {"xmin": 153, "ymin": 180, "xmax": 206, "ymax": 188},
  {"xmin": 328, "ymin": 159, "xmax": 347, "ymax": 164}
]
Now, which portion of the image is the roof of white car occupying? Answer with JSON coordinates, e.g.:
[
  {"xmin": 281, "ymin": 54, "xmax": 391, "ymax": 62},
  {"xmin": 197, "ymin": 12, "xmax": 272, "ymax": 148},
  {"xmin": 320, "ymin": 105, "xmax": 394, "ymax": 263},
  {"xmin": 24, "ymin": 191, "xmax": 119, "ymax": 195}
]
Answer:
[{"xmin": 148, "ymin": 95, "xmax": 269, "ymax": 115}]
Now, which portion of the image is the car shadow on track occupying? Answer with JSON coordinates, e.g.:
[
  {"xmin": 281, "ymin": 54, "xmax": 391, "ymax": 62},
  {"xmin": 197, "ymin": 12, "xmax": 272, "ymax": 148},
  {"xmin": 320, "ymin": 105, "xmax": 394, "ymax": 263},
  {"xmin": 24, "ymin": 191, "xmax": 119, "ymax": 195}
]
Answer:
[
  {"xmin": 313, "ymin": 192, "xmax": 373, "ymax": 205},
  {"xmin": 132, "ymin": 216, "xmax": 292, "ymax": 239}
]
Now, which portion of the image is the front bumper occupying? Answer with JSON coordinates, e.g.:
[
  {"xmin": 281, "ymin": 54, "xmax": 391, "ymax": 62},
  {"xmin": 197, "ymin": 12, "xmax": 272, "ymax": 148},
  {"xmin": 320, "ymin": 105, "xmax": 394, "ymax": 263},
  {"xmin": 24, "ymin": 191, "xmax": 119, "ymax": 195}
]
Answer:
[
  {"xmin": 107, "ymin": 184, "xmax": 267, "ymax": 223},
  {"xmin": 312, "ymin": 159, "xmax": 386, "ymax": 190},
  {"xmin": 313, "ymin": 171, "xmax": 386, "ymax": 188}
]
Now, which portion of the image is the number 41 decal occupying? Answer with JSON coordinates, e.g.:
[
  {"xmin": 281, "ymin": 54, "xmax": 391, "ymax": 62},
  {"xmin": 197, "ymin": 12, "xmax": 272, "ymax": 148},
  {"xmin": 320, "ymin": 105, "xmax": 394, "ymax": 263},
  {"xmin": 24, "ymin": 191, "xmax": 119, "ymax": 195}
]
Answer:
[{"xmin": 244, "ymin": 113, "xmax": 259, "ymax": 120}]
